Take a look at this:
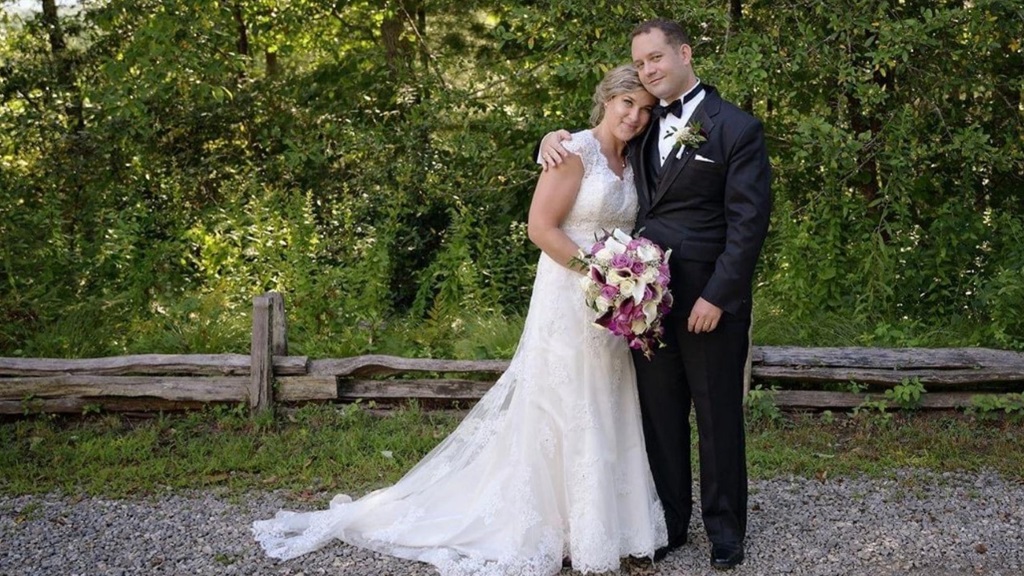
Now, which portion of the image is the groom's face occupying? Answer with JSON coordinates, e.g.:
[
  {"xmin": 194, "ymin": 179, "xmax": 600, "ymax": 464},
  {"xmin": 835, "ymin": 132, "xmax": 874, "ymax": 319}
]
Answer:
[{"xmin": 631, "ymin": 29, "xmax": 692, "ymax": 103}]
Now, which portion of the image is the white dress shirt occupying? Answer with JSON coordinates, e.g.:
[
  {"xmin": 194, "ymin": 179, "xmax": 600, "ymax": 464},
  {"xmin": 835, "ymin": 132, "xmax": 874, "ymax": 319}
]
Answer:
[{"xmin": 657, "ymin": 80, "xmax": 706, "ymax": 166}]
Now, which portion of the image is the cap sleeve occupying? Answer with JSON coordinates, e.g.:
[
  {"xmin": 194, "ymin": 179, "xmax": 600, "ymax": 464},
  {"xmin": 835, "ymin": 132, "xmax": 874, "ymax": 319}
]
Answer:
[{"xmin": 561, "ymin": 130, "xmax": 598, "ymax": 174}]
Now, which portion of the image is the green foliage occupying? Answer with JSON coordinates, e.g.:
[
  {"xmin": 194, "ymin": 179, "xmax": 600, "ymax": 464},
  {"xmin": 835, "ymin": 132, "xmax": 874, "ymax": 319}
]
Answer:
[
  {"xmin": 123, "ymin": 291, "xmax": 249, "ymax": 354},
  {"xmin": 883, "ymin": 377, "xmax": 926, "ymax": 410},
  {"xmin": 0, "ymin": 0, "xmax": 1021, "ymax": 356},
  {"xmin": 847, "ymin": 381, "xmax": 869, "ymax": 394},
  {"xmin": 967, "ymin": 393, "xmax": 1024, "ymax": 419},
  {"xmin": 451, "ymin": 312, "xmax": 524, "ymax": 360},
  {"xmin": 746, "ymin": 0, "xmax": 1024, "ymax": 347},
  {"xmin": 852, "ymin": 396, "xmax": 892, "ymax": 423},
  {"xmin": 852, "ymin": 378, "xmax": 926, "ymax": 419},
  {"xmin": 744, "ymin": 384, "xmax": 783, "ymax": 424}
]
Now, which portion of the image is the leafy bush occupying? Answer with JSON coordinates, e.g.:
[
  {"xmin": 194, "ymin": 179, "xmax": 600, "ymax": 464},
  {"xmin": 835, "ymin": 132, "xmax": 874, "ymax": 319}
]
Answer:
[{"xmin": 0, "ymin": 0, "xmax": 1020, "ymax": 357}]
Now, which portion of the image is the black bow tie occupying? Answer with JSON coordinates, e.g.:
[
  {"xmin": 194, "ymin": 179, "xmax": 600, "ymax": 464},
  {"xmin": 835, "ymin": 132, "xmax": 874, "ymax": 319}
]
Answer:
[
  {"xmin": 652, "ymin": 86, "xmax": 703, "ymax": 119},
  {"xmin": 653, "ymin": 99, "xmax": 682, "ymax": 119}
]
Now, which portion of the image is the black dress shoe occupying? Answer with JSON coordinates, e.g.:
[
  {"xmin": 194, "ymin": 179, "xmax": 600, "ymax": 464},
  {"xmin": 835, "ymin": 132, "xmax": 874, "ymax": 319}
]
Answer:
[
  {"xmin": 653, "ymin": 535, "xmax": 687, "ymax": 562},
  {"xmin": 710, "ymin": 543, "xmax": 744, "ymax": 570},
  {"xmin": 561, "ymin": 556, "xmax": 572, "ymax": 569}
]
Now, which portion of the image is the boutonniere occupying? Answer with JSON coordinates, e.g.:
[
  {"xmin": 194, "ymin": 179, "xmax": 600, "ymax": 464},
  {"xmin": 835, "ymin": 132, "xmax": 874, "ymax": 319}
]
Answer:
[{"xmin": 665, "ymin": 121, "xmax": 707, "ymax": 159}]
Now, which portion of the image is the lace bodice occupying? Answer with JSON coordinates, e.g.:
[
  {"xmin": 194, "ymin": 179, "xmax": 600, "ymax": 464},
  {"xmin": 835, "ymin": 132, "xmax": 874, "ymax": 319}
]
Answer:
[{"xmin": 560, "ymin": 130, "xmax": 638, "ymax": 247}]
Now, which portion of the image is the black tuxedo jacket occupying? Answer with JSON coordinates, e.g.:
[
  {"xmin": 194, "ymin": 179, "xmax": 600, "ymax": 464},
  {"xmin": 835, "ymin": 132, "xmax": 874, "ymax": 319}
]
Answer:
[{"xmin": 629, "ymin": 85, "xmax": 771, "ymax": 318}]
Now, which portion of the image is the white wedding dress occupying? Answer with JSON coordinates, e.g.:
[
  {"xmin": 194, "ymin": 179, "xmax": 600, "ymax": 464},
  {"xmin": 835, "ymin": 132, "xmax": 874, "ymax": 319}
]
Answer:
[{"xmin": 253, "ymin": 130, "xmax": 667, "ymax": 575}]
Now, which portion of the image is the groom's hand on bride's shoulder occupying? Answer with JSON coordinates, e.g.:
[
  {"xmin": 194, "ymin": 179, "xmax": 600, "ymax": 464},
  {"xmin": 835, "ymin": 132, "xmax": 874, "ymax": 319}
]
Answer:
[{"xmin": 538, "ymin": 129, "xmax": 573, "ymax": 171}]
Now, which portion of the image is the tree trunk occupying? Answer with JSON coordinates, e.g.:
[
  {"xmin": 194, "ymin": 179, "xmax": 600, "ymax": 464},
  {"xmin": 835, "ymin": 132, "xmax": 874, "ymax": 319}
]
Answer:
[
  {"xmin": 41, "ymin": 0, "xmax": 83, "ymax": 131},
  {"xmin": 233, "ymin": 2, "xmax": 250, "ymax": 57},
  {"xmin": 265, "ymin": 49, "xmax": 280, "ymax": 77},
  {"xmin": 417, "ymin": 2, "xmax": 428, "ymax": 70},
  {"xmin": 730, "ymin": 0, "xmax": 743, "ymax": 22},
  {"xmin": 847, "ymin": 28, "xmax": 890, "ymax": 232},
  {"xmin": 381, "ymin": 13, "xmax": 404, "ymax": 72},
  {"xmin": 41, "ymin": 0, "xmax": 66, "ymax": 53}
]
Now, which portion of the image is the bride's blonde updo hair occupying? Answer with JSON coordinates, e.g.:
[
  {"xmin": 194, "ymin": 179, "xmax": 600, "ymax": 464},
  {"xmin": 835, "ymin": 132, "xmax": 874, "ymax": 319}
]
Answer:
[{"xmin": 590, "ymin": 64, "xmax": 646, "ymax": 126}]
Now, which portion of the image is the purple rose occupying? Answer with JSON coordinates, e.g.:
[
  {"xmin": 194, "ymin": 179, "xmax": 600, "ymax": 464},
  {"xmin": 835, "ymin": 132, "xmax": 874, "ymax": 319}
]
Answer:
[{"xmin": 610, "ymin": 253, "xmax": 632, "ymax": 269}]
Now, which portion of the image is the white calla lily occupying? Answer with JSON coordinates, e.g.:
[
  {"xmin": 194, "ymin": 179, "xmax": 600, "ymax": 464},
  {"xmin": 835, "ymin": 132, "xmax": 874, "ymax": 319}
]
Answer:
[
  {"xmin": 604, "ymin": 236, "xmax": 627, "ymax": 255},
  {"xmin": 631, "ymin": 317, "xmax": 648, "ymax": 334},
  {"xmin": 631, "ymin": 279, "xmax": 647, "ymax": 304},
  {"xmin": 612, "ymin": 228, "xmax": 633, "ymax": 245},
  {"xmin": 643, "ymin": 301, "xmax": 659, "ymax": 324}
]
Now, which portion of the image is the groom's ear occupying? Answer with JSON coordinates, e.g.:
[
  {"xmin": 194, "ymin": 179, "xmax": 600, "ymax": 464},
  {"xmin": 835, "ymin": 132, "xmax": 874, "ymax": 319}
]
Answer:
[{"xmin": 678, "ymin": 43, "xmax": 692, "ymax": 65}]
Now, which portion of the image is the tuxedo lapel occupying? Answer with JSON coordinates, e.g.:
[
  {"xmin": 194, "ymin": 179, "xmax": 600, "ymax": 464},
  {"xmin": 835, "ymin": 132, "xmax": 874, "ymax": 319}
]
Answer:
[
  {"xmin": 632, "ymin": 122, "xmax": 661, "ymax": 206},
  {"xmin": 651, "ymin": 140, "xmax": 695, "ymax": 208}
]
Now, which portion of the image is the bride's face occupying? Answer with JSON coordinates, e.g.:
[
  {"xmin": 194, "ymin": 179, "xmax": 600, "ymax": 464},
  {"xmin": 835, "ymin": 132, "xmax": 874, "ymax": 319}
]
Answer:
[{"xmin": 603, "ymin": 89, "xmax": 656, "ymax": 141}]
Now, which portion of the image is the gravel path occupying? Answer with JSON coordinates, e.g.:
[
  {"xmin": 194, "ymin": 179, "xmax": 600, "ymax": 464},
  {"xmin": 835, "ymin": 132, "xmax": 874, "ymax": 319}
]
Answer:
[{"xmin": 1, "ymin": 469, "xmax": 1021, "ymax": 576}]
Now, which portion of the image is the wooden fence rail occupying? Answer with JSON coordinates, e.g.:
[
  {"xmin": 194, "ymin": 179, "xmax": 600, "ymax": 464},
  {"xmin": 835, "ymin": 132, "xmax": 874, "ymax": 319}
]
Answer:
[{"xmin": 1, "ymin": 292, "xmax": 1022, "ymax": 415}]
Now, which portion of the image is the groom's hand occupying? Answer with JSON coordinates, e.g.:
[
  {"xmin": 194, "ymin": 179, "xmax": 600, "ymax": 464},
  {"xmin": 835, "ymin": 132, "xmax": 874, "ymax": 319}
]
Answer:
[
  {"xmin": 539, "ymin": 130, "xmax": 573, "ymax": 171},
  {"xmin": 688, "ymin": 297, "xmax": 723, "ymax": 334}
]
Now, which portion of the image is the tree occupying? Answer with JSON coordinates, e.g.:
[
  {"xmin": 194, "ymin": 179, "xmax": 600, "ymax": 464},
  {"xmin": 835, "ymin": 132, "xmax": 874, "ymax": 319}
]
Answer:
[{"xmin": 0, "ymin": 0, "xmax": 1021, "ymax": 357}]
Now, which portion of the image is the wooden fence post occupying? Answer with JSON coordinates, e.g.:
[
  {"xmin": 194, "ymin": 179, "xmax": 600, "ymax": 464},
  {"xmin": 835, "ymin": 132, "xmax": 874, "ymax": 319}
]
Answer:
[
  {"xmin": 268, "ymin": 291, "xmax": 288, "ymax": 356},
  {"xmin": 743, "ymin": 318, "xmax": 753, "ymax": 398},
  {"xmin": 250, "ymin": 294, "xmax": 274, "ymax": 413}
]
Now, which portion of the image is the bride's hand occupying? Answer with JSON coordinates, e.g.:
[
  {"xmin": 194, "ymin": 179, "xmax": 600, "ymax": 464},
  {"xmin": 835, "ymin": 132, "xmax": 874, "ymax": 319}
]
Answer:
[{"xmin": 540, "ymin": 130, "xmax": 573, "ymax": 171}]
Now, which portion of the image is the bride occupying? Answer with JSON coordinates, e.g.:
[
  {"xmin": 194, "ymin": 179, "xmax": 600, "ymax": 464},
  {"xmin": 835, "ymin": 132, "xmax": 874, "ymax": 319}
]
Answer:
[{"xmin": 253, "ymin": 64, "xmax": 666, "ymax": 576}]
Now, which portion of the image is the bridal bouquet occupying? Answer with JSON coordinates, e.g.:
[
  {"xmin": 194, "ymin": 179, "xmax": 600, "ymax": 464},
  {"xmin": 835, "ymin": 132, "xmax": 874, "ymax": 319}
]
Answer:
[{"xmin": 576, "ymin": 229, "xmax": 673, "ymax": 359}]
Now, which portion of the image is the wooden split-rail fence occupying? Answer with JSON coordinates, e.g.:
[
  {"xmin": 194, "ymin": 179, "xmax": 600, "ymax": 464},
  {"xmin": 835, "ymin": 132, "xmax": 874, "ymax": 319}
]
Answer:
[{"xmin": 1, "ymin": 292, "xmax": 1022, "ymax": 415}]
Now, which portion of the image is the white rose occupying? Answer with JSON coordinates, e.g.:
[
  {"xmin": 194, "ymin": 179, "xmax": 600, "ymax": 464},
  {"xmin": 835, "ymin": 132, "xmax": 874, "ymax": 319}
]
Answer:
[{"xmin": 636, "ymin": 243, "xmax": 660, "ymax": 263}]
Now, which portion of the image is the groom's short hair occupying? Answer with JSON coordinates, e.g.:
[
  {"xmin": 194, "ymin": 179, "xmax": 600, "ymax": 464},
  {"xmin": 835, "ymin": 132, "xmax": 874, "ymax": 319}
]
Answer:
[{"xmin": 631, "ymin": 19, "xmax": 690, "ymax": 48}]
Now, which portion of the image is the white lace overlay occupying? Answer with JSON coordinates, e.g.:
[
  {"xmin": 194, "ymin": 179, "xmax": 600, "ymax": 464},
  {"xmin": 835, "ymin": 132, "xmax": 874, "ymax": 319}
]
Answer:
[{"xmin": 253, "ymin": 130, "xmax": 666, "ymax": 575}]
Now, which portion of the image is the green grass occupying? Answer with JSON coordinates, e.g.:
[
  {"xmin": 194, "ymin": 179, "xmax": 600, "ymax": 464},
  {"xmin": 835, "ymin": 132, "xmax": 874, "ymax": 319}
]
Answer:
[
  {"xmin": 0, "ymin": 402, "xmax": 460, "ymax": 499},
  {"xmin": 1, "ymin": 403, "xmax": 1021, "ymax": 501},
  {"xmin": 747, "ymin": 411, "xmax": 1024, "ymax": 480}
]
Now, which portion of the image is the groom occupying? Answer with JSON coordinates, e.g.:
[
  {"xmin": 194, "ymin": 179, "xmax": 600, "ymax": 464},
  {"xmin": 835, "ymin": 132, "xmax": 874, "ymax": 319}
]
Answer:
[{"xmin": 539, "ymin": 19, "xmax": 771, "ymax": 570}]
